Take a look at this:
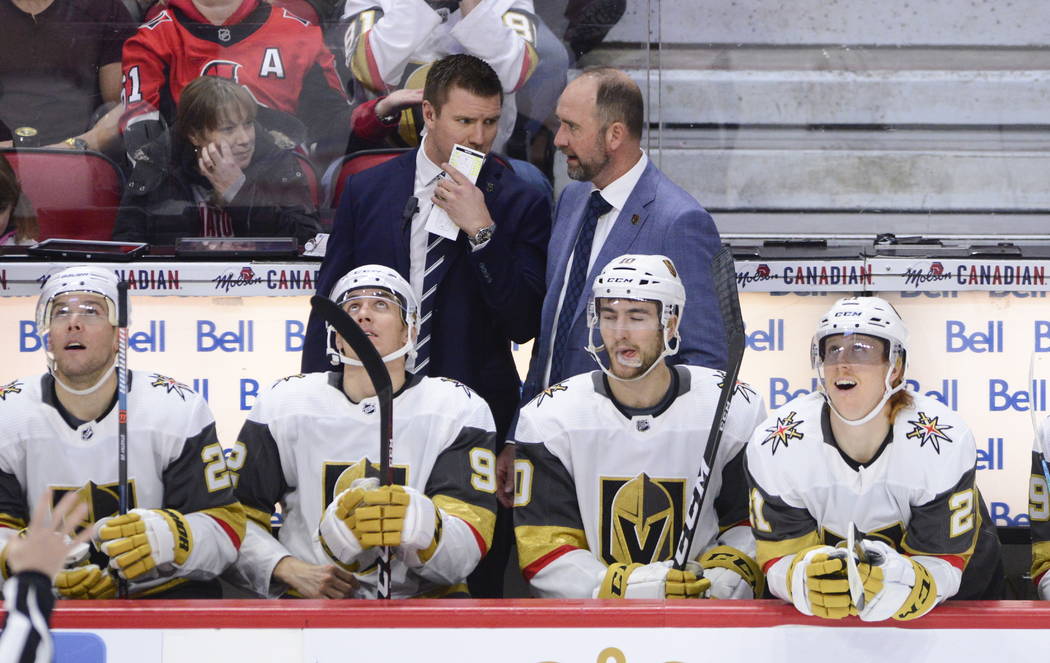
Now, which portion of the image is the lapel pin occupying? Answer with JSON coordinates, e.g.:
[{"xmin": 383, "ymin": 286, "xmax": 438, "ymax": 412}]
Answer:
[{"xmin": 630, "ymin": 214, "xmax": 639, "ymax": 225}]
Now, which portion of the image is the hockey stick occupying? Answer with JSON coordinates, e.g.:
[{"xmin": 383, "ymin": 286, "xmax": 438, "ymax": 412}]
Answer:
[
  {"xmin": 116, "ymin": 280, "xmax": 129, "ymax": 599},
  {"xmin": 672, "ymin": 246, "xmax": 747, "ymax": 571},
  {"xmin": 310, "ymin": 295, "xmax": 395, "ymax": 599}
]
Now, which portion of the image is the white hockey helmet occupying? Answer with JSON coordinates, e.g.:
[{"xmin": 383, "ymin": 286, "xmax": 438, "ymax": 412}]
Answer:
[
  {"xmin": 35, "ymin": 266, "xmax": 124, "ymax": 396},
  {"xmin": 327, "ymin": 264, "xmax": 419, "ymax": 367},
  {"xmin": 811, "ymin": 296, "xmax": 909, "ymax": 426},
  {"xmin": 585, "ymin": 254, "xmax": 686, "ymax": 381},
  {"xmin": 35, "ymin": 265, "xmax": 124, "ymax": 331}
]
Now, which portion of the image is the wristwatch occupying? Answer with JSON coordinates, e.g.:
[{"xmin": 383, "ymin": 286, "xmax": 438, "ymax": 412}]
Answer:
[
  {"xmin": 64, "ymin": 137, "xmax": 89, "ymax": 150},
  {"xmin": 468, "ymin": 224, "xmax": 495, "ymax": 247}
]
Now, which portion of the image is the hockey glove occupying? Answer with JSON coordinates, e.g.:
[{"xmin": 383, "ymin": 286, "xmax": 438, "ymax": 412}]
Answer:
[
  {"xmin": 97, "ymin": 508, "xmax": 193, "ymax": 580},
  {"xmin": 787, "ymin": 545, "xmax": 854, "ymax": 619},
  {"xmin": 352, "ymin": 485, "xmax": 442, "ymax": 563},
  {"xmin": 55, "ymin": 564, "xmax": 117, "ymax": 599},
  {"xmin": 596, "ymin": 561, "xmax": 710, "ymax": 599},
  {"xmin": 855, "ymin": 540, "xmax": 937, "ymax": 622},
  {"xmin": 698, "ymin": 545, "xmax": 765, "ymax": 599},
  {"xmin": 318, "ymin": 477, "xmax": 377, "ymax": 567}
]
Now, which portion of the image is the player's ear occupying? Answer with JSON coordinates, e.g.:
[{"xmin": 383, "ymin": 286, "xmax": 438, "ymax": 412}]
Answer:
[{"xmin": 665, "ymin": 314, "xmax": 679, "ymax": 342}]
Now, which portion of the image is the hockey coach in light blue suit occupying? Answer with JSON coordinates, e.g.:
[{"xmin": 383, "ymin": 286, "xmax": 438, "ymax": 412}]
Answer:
[{"xmin": 522, "ymin": 66, "xmax": 726, "ymax": 402}]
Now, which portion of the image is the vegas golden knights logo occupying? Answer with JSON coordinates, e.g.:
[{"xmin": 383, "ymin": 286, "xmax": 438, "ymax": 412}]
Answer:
[
  {"xmin": 599, "ymin": 473, "xmax": 685, "ymax": 565},
  {"xmin": 322, "ymin": 458, "xmax": 409, "ymax": 512},
  {"xmin": 51, "ymin": 481, "xmax": 139, "ymax": 546}
]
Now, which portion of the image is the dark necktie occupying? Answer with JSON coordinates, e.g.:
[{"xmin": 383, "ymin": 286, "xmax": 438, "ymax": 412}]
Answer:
[
  {"xmin": 549, "ymin": 190, "xmax": 613, "ymax": 384},
  {"xmin": 414, "ymin": 231, "xmax": 449, "ymax": 374}
]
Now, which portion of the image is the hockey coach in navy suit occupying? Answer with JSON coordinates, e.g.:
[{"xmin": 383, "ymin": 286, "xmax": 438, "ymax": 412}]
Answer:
[
  {"xmin": 302, "ymin": 54, "xmax": 550, "ymax": 449},
  {"xmin": 523, "ymin": 67, "xmax": 727, "ymax": 402}
]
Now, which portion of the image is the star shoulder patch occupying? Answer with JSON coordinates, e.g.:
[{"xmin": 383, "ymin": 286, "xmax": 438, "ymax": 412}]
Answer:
[
  {"xmin": 0, "ymin": 380, "xmax": 23, "ymax": 401},
  {"xmin": 905, "ymin": 411, "xmax": 954, "ymax": 454},
  {"xmin": 272, "ymin": 373, "xmax": 307, "ymax": 388},
  {"xmin": 534, "ymin": 383, "xmax": 568, "ymax": 406},
  {"xmin": 439, "ymin": 377, "xmax": 474, "ymax": 398},
  {"xmin": 149, "ymin": 373, "xmax": 192, "ymax": 400},
  {"xmin": 761, "ymin": 411, "xmax": 805, "ymax": 455}
]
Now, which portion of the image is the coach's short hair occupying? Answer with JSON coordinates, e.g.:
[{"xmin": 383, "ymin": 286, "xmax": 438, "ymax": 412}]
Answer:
[
  {"xmin": 423, "ymin": 54, "xmax": 503, "ymax": 112},
  {"xmin": 582, "ymin": 67, "xmax": 644, "ymax": 139}
]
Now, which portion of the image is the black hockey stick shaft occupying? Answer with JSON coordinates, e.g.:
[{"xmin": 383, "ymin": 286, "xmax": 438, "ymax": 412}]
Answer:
[
  {"xmin": 116, "ymin": 280, "xmax": 129, "ymax": 599},
  {"xmin": 310, "ymin": 296, "xmax": 394, "ymax": 599},
  {"xmin": 673, "ymin": 247, "xmax": 747, "ymax": 571}
]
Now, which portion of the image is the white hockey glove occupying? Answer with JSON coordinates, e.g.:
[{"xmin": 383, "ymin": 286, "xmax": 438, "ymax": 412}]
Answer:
[
  {"xmin": 1039, "ymin": 572, "xmax": 1050, "ymax": 601},
  {"xmin": 352, "ymin": 485, "xmax": 443, "ymax": 566},
  {"xmin": 698, "ymin": 545, "xmax": 765, "ymax": 599},
  {"xmin": 855, "ymin": 540, "xmax": 937, "ymax": 622},
  {"xmin": 97, "ymin": 508, "xmax": 194, "ymax": 581},
  {"xmin": 595, "ymin": 561, "xmax": 711, "ymax": 599},
  {"xmin": 318, "ymin": 476, "xmax": 378, "ymax": 567}
]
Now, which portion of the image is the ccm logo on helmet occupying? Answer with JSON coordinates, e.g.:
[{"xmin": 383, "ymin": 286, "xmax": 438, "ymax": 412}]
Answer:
[{"xmin": 833, "ymin": 311, "xmax": 862, "ymax": 317}]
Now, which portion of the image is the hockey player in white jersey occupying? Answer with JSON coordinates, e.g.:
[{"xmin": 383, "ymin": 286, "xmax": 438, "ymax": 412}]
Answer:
[
  {"xmin": 747, "ymin": 296, "xmax": 1003, "ymax": 621},
  {"xmin": 0, "ymin": 266, "xmax": 245, "ymax": 599},
  {"xmin": 513, "ymin": 254, "xmax": 767, "ymax": 599},
  {"xmin": 228, "ymin": 265, "xmax": 498, "ymax": 599},
  {"xmin": 1030, "ymin": 422, "xmax": 1050, "ymax": 599}
]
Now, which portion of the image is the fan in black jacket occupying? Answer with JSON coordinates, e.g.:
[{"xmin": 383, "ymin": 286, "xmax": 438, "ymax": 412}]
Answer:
[{"xmin": 113, "ymin": 76, "xmax": 320, "ymax": 246}]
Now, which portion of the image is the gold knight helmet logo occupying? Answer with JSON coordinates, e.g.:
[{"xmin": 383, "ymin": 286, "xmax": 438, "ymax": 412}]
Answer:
[{"xmin": 602, "ymin": 473, "xmax": 684, "ymax": 565}]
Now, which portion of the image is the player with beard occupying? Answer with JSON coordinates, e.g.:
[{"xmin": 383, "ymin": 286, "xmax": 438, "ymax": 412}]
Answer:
[
  {"xmin": 0, "ymin": 266, "xmax": 245, "ymax": 599},
  {"xmin": 513, "ymin": 254, "xmax": 766, "ymax": 599},
  {"xmin": 747, "ymin": 296, "xmax": 1003, "ymax": 621}
]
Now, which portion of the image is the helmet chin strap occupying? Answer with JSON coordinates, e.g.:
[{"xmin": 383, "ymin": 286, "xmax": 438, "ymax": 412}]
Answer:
[
  {"xmin": 50, "ymin": 357, "xmax": 118, "ymax": 397},
  {"xmin": 820, "ymin": 362, "xmax": 904, "ymax": 427},
  {"xmin": 336, "ymin": 343, "xmax": 413, "ymax": 367},
  {"xmin": 585, "ymin": 328, "xmax": 678, "ymax": 384}
]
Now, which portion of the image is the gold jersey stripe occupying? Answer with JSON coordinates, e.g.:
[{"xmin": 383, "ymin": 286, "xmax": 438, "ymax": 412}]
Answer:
[
  {"xmin": 514, "ymin": 524, "xmax": 588, "ymax": 570},
  {"xmin": 242, "ymin": 504, "xmax": 273, "ymax": 532},
  {"xmin": 433, "ymin": 495, "xmax": 495, "ymax": 548},
  {"xmin": 200, "ymin": 502, "xmax": 247, "ymax": 542},
  {"xmin": 755, "ymin": 530, "xmax": 821, "ymax": 570},
  {"xmin": 1032, "ymin": 540, "xmax": 1050, "ymax": 580}
]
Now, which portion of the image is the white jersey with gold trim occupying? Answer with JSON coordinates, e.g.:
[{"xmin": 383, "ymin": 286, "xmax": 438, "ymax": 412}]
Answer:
[
  {"xmin": 513, "ymin": 365, "xmax": 766, "ymax": 598},
  {"xmin": 0, "ymin": 371, "xmax": 243, "ymax": 597},
  {"xmin": 230, "ymin": 371, "xmax": 498, "ymax": 599},
  {"xmin": 1031, "ymin": 417, "xmax": 1050, "ymax": 598},
  {"xmin": 747, "ymin": 391, "xmax": 1002, "ymax": 602}
]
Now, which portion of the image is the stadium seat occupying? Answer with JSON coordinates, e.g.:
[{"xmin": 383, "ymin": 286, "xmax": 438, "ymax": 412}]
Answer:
[
  {"xmin": 1, "ymin": 148, "xmax": 125, "ymax": 241},
  {"xmin": 321, "ymin": 148, "xmax": 410, "ymax": 208},
  {"xmin": 292, "ymin": 151, "xmax": 321, "ymax": 210}
]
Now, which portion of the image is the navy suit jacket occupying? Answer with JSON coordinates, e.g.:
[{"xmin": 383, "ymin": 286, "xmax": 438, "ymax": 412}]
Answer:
[
  {"xmin": 522, "ymin": 159, "xmax": 726, "ymax": 400},
  {"xmin": 302, "ymin": 150, "xmax": 550, "ymax": 435}
]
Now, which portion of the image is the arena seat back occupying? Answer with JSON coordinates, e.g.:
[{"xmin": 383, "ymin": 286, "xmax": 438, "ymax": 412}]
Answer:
[
  {"xmin": 1, "ymin": 148, "xmax": 126, "ymax": 241},
  {"xmin": 321, "ymin": 148, "xmax": 410, "ymax": 208}
]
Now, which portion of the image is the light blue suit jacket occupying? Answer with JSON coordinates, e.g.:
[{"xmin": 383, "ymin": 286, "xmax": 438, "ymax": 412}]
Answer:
[{"xmin": 522, "ymin": 159, "xmax": 727, "ymax": 400}]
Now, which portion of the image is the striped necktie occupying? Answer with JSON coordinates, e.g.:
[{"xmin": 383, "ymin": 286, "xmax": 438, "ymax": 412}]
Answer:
[
  {"xmin": 549, "ymin": 190, "xmax": 613, "ymax": 384},
  {"xmin": 414, "ymin": 232, "xmax": 450, "ymax": 374}
]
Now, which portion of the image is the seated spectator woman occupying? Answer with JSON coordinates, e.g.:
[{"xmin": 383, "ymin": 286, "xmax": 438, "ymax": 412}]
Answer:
[
  {"xmin": 113, "ymin": 76, "xmax": 320, "ymax": 245},
  {"xmin": 0, "ymin": 154, "xmax": 38, "ymax": 246}
]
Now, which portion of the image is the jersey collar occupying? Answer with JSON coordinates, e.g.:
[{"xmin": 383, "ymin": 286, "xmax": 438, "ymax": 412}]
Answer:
[{"xmin": 594, "ymin": 363, "xmax": 690, "ymax": 421}]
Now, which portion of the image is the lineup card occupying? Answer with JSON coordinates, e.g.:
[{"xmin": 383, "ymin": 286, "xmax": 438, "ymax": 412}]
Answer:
[{"xmin": 448, "ymin": 143, "xmax": 485, "ymax": 183}]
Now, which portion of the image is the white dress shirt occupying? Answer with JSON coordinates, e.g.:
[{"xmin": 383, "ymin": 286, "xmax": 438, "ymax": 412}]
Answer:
[{"xmin": 542, "ymin": 151, "xmax": 649, "ymax": 386}]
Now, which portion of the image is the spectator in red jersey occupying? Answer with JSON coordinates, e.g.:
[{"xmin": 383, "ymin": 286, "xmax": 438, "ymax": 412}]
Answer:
[
  {"xmin": 0, "ymin": 0, "xmax": 135, "ymax": 153},
  {"xmin": 113, "ymin": 75, "xmax": 320, "ymax": 245},
  {"xmin": 120, "ymin": 0, "xmax": 352, "ymax": 164},
  {"xmin": 0, "ymin": 154, "xmax": 38, "ymax": 246}
]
